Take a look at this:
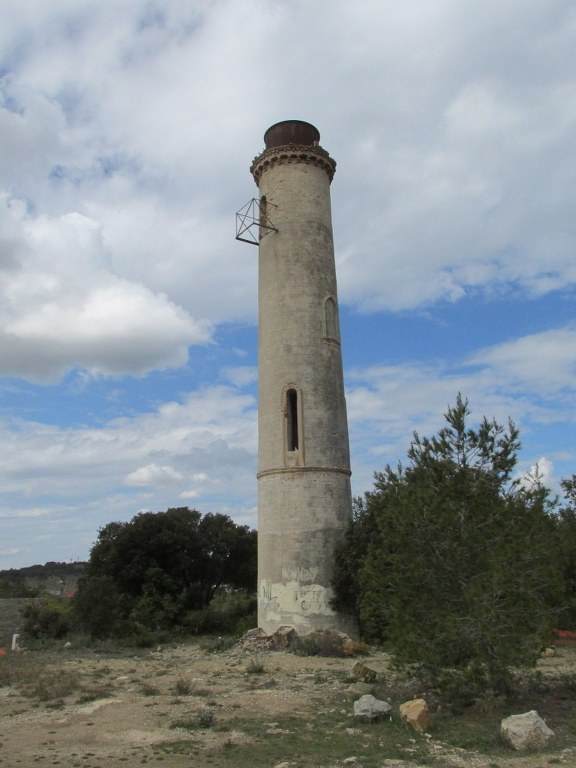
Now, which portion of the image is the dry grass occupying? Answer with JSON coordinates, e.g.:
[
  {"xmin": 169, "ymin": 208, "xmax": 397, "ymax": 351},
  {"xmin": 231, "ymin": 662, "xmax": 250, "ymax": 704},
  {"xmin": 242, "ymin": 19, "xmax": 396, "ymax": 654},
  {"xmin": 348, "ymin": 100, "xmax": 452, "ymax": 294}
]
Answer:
[{"xmin": 1, "ymin": 641, "xmax": 575, "ymax": 767}]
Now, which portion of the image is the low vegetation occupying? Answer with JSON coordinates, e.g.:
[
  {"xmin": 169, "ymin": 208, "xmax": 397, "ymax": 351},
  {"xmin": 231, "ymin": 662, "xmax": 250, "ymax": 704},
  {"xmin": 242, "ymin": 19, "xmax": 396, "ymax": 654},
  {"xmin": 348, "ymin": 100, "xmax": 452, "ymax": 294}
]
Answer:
[
  {"xmin": 3, "ymin": 639, "xmax": 576, "ymax": 766},
  {"xmin": 4, "ymin": 394, "xmax": 576, "ymax": 724},
  {"xmin": 333, "ymin": 395, "xmax": 576, "ymax": 701},
  {"xmin": 74, "ymin": 507, "xmax": 257, "ymax": 641}
]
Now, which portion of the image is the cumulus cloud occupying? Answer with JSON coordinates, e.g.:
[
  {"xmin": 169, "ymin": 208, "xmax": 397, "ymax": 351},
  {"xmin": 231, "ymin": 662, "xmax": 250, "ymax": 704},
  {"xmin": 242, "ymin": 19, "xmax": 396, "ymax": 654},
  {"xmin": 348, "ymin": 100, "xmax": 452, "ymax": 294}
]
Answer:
[
  {"xmin": 1, "ymin": 0, "xmax": 576, "ymax": 568},
  {"xmin": 346, "ymin": 324, "xmax": 576, "ymax": 496},
  {"xmin": 517, "ymin": 457, "xmax": 556, "ymax": 491},
  {"xmin": 0, "ymin": 382, "xmax": 258, "ymax": 566},
  {"xmin": 468, "ymin": 327, "xmax": 576, "ymax": 394},
  {"xmin": 0, "ymin": 200, "xmax": 211, "ymax": 380},
  {"xmin": 1, "ymin": 0, "xmax": 574, "ymax": 365}
]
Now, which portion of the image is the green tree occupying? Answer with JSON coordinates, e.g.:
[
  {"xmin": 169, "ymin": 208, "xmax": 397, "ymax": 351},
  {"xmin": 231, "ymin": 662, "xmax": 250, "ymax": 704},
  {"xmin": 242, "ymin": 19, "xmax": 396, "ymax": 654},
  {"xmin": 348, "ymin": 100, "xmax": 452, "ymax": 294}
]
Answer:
[
  {"xmin": 553, "ymin": 475, "xmax": 576, "ymax": 630},
  {"xmin": 331, "ymin": 496, "xmax": 378, "ymax": 624},
  {"xmin": 75, "ymin": 507, "xmax": 257, "ymax": 638},
  {"xmin": 335, "ymin": 395, "xmax": 560, "ymax": 696}
]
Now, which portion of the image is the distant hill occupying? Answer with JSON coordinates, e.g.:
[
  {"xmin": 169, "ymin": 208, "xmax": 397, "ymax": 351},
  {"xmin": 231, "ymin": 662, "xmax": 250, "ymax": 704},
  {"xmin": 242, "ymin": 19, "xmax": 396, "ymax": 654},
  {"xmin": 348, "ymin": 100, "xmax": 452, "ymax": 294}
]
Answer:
[{"xmin": 0, "ymin": 561, "xmax": 86, "ymax": 597}]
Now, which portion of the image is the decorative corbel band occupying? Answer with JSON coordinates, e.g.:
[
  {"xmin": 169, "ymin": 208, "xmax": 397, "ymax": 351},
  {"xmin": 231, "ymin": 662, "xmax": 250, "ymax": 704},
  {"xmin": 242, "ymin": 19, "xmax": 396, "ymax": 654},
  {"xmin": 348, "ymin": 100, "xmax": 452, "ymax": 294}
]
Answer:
[{"xmin": 250, "ymin": 144, "xmax": 337, "ymax": 185}]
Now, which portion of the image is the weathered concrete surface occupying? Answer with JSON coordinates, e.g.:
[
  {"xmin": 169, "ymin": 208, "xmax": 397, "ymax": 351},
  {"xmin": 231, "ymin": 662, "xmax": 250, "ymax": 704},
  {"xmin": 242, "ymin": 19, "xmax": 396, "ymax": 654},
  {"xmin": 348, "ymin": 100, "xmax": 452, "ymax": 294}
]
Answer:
[{"xmin": 252, "ymin": 123, "xmax": 354, "ymax": 636}]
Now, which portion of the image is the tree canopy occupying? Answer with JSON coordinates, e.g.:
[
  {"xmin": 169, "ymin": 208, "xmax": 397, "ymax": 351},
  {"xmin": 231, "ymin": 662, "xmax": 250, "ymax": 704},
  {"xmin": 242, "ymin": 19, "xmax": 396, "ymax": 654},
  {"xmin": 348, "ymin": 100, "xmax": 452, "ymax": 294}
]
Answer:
[
  {"xmin": 333, "ymin": 395, "xmax": 561, "ymax": 696},
  {"xmin": 553, "ymin": 475, "xmax": 576, "ymax": 630},
  {"xmin": 75, "ymin": 507, "xmax": 256, "ymax": 638}
]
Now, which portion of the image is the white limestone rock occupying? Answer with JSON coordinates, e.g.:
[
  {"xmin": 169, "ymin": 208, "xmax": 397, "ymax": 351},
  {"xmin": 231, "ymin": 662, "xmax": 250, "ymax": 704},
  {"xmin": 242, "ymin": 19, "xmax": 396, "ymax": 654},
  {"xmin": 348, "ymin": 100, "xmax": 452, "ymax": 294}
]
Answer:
[
  {"xmin": 353, "ymin": 694, "xmax": 392, "ymax": 722},
  {"xmin": 500, "ymin": 710, "xmax": 555, "ymax": 750}
]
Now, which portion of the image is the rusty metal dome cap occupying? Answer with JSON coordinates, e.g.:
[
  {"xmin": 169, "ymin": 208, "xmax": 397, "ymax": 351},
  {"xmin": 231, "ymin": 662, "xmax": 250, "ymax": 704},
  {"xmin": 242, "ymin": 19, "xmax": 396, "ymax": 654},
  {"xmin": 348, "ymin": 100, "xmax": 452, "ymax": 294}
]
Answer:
[{"xmin": 264, "ymin": 120, "xmax": 320, "ymax": 149}]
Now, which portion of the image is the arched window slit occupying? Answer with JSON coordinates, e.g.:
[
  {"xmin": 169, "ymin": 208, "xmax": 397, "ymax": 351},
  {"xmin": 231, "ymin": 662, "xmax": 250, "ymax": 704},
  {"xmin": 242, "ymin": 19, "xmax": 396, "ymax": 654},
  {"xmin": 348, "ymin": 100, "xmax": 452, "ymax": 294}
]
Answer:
[{"xmin": 286, "ymin": 388, "xmax": 299, "ymax": 451}]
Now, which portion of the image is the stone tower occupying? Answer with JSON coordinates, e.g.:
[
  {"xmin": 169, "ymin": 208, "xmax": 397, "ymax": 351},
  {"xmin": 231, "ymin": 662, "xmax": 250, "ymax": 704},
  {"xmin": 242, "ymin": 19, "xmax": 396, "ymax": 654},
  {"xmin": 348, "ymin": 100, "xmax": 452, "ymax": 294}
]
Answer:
[{"xmin": 250, "ymin": 120, "xmax": 354, "ymax": 636}]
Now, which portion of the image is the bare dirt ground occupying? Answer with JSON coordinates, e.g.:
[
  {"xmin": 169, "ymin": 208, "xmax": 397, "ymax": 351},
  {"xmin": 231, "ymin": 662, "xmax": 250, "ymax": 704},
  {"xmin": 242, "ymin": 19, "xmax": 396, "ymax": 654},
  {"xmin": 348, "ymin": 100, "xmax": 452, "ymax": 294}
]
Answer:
[{"xmin": 0, "ymin": 639, "xmax": 575, "ymax": 768}]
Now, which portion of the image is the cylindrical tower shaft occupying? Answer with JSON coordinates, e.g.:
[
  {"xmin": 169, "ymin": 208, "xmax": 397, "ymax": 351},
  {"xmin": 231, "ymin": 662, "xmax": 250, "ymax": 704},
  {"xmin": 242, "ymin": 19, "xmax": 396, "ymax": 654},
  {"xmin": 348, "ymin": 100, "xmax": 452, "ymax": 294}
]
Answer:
[{"xmin": 251, "ymin": 120, "xmax": 355, "ymax": 636}]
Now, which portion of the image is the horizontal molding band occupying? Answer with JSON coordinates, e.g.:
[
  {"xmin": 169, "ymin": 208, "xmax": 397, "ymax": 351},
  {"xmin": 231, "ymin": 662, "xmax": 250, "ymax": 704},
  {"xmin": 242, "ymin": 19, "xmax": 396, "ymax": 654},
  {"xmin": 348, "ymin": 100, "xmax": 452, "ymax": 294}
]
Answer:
[
  {"xmin": 251, "ymin": 145, "xmax": 336, "ymax": 184},
  {"xmin": 257, "ymin": 465, "xmax": 351, "ymax": 480}
]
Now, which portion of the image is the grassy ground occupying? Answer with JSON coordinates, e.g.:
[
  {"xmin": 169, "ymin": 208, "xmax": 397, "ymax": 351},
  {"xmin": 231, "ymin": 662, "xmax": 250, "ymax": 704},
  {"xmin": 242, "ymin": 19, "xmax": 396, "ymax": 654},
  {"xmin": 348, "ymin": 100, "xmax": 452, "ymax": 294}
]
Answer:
[{"xmin": 0, "ymin": 638, "xmax": 575, "ymax": 767}]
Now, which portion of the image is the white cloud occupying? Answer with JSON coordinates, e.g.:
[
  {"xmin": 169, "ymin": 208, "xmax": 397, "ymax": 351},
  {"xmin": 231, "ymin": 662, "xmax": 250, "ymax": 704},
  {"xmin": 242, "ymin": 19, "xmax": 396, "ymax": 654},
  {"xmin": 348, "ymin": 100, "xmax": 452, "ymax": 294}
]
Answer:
[
  {"xmin": 346, "ymin": 324, "xmax": 576, "ymax": 495},
  {"xmin": 469, "ymin": 327, "xmax": 576, "ymax": 394},
  {"xmin": 0, "ymin": 547, "xmax": 21, "ymax": 556},
  {"xmin": 517, "ymin": 457, "xmax": 556, "ymax": 491},
  {"xmin": 0, "ymin": 385, "xmax": 257, "ymax": 501},
  {"xmin": 0, "ymin": 200, "xmax": 211, "ymax": 381},
  {"xmin": 0, "ymin": 382, "xmax": 258, "ymax": 566},
  {"xmin": 125, "ymin": 463, "xmax": 184, "ymax": 487},
  {"xmin": 221, "ymin": 366, "xmax": 258, "ymax": 388},
  {"xmin": 0, "ymin": 508, "xmax": 51, "ymax": 519},
  {"xmin": 1, "ymin": 0, "xmax": 576, "ymax": 568},
  {"xmin": 179, "ymin": 490, "xmax": 199, "ymax": 500},
  {"xmin": 1, "ymin": 0, "xmax": 574, "ymax": 366}
]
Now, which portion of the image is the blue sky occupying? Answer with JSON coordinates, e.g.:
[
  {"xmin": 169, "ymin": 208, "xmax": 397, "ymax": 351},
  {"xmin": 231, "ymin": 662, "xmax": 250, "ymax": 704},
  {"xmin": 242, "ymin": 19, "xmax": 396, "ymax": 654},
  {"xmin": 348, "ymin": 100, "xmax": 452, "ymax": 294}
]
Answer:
[{"xmin": 1, "ymin": 0, "xmax": 575, "ymax": 568}]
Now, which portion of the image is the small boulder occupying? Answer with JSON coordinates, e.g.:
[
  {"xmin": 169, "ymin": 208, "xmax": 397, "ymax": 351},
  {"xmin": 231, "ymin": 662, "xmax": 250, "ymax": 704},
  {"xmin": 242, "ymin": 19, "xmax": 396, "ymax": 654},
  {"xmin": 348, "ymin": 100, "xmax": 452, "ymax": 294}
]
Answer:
[
  {"xmin": 353, "ymin": 694, "xmax": 391, "ymax": 722},
  {"xmin": 239, "ymin": 627, "xmax": 271, "ymax": 651},
  {"xmin": 501, "ymin": 710, "xmax": 555, "ymax": 750},
  {"xmin": 270, "ymin": 625, "xmax": 299, "ymax": 649},
  {"xmin": 243, "ymin": 627, "xmax": 267, "ymax": 640},
  {"xmin": 352, "ymin": 661, "xmax": 377, "ymax": 683},
  {"xmin": 347, "ymin": 681, "xmax": 373, "ymax": 697},
  {"xmin": 399, "ymin": 698, "xmax": 429, "ymax": 733}
]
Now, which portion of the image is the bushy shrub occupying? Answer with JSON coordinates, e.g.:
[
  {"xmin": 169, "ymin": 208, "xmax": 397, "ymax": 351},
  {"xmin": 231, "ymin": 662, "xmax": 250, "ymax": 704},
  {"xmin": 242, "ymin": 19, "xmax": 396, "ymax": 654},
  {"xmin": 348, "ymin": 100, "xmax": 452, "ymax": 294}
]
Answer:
[
  {"xmin": 76, "ymin": 508, "xmax": 257, "ymax": 639},
  {"xmin": 22, "ymin": 596, "xmax": 76, "ymax": 640},
  {"xmin": 184, "ymin": 590, "xmax": 257, "ymax": 636},
  {"xmin": 333, "ymin": 395, "xmax": 560, "ymax": 696},
  {"xmin": 342, "ymin": 640, "xmax": 370, "ymax": 657},
  {"xmin": 294, "ymin": 630, "xmax": 350, "ymax": 657},
  {"xmin": 74, "ymin": 574, "xmax": 123, "ymax": 639}
]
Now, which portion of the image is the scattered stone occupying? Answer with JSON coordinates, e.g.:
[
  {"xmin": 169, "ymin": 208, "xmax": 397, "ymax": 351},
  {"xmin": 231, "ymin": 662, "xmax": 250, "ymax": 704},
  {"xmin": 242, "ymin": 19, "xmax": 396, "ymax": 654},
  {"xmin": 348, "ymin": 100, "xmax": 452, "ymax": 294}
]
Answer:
[
  {"xmin": 243, "ymin": 627, "xmax": 268, "ymax": 640},
  {"xmin": 542, "ymin": 647, "xmax": 556, "ymax": 657},
  {"xmin": 345, "ymin": 727, "xmax": 361, "ymax": 735},
  {"xmin": 353, "ymin": 694, "xmax": 391, "ymax": 722},
  {"xmin": 342, "ymin": 757, "xmax": 359, "ymax": 765},
  {"xmin": 352, "ymin": 661, "xmax": 377, "ymax": 683},
  {"xmin": 500, "ymin": 710, "xmax": 555, "ymax": 750},
  {"xmin": 270, "ymin": 625, "xmax": 299, "ymax": 649},
  {"xmin": 63, "ymin": 641, "xmax": 72, "ymax": 649},
  {"xmin": 238, "ymin": 627, "xmax": 273, "ymax": 651},
  {"xmin": 347, "ymin": 682, "xmax": 373, "ymax": 696},
  {"xmin": 399, "ymin": 698, "xmax": 429, "ymax": 733}
]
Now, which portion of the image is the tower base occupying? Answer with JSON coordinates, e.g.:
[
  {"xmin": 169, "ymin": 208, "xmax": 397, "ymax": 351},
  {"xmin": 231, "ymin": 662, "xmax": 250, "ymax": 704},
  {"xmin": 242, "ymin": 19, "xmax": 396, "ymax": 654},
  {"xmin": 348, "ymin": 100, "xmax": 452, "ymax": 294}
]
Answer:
[{"xmin": 258, "ymin": 576, "xmax": 357, "ymax": 638}]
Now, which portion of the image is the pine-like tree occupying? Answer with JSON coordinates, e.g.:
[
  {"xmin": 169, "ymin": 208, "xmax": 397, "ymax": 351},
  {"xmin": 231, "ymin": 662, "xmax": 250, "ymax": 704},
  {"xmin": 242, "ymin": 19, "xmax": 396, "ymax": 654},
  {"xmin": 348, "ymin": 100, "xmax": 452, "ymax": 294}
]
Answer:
[{"xmin": 335, "ymin": 395, "xmax": 560, "ymax": 696}]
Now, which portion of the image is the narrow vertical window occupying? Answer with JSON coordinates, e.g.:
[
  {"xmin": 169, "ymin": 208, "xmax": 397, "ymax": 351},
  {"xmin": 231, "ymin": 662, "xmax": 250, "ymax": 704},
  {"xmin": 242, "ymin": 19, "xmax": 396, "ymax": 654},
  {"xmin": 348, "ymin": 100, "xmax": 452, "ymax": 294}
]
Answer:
[
  {"xmin": 259, "ymin": 195, "xmax": 267, "ymax": 241},
  {"xmin": 324, "ymin": 296, "xmax": 339, "ymax": 340},
  {"xmin": 286, "ymin": 388, "xmax": 299, "ymax": 451}
]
